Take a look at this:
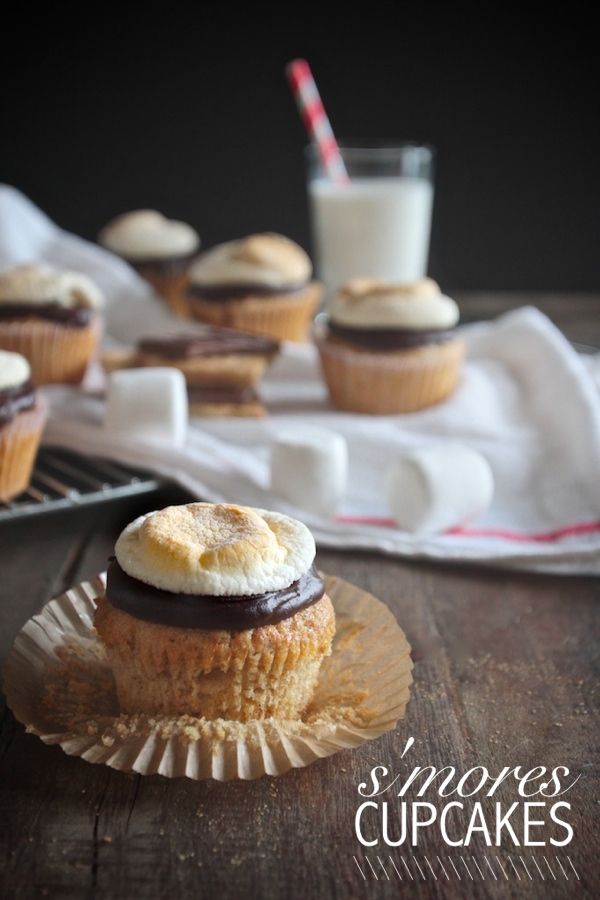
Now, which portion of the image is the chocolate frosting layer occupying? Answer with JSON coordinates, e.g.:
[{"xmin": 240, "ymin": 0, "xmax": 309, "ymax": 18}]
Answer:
[
  {"xmin": 138, "ymin": 328, "xmax": 279, "ymax": 358},
  {"xmin": 187, "ymin": 385, "xmax": 258, "ymax": 404},
  {"xmin": 188, "ymin": 283, "xmax": 306, "ymax": 301},
  {"xmin": 0, "ymin": 302, "xmax": 94, "ymax": 327},
  {"xmin": 0, "ymin": 382, "xmax": 36, "ymax": 426},
  {"xmin": 327, "ymin": 321, "xmax": 456, "ymax": 349},
  {"xmin": 130, "ymin": 251, "xmax": 198, "ymax": 269},
  {"xmin": 105, "ymin": 558, "xmax": 325, "ymax": 629}
]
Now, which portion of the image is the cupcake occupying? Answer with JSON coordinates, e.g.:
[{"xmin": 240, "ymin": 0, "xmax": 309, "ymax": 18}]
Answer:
[
  {"xmin": 185, "ymin": 232, "xmax": 323, "ymax": 342},
  {"xmin": 94, "ymin": 502, "xmax": 336, "ymax": 721},
  {"xmin": 0, "ymin": 263, "xmax": 104, "ymax": 386},
  {"xmin": 0, "ymin": 350, "xmax": 48, "ymax": 502},
  {"xmin": 100, "ymin": 325, "xmax": 280, "ymax": 417},
  {"xmin": 314, "ymin": 277, "xmax": 465, "ymax": 414},
  {"xmin": 98, "ymin": 209, "xmax": 201, "ymax": 316}
]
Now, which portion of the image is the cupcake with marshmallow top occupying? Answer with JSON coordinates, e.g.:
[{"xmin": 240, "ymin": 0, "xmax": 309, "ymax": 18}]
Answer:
[
  {"xmin": 98, "ymin": 209, "xmax": 201, "ymax": 316},
  {"xmin": 94, "ymin": 501, "xmax": 335, "ymax": 721},
  {"xmin": 0, "ymin": 350, "xmax": 47, "ymax": 502},
  {"xmin": 185, "ymin": 232, "xmax": 323, "ymax": 342},
  {"xmin": 315, "ymin": 277, "xmax": 465, "ymax": 414},
  {"xmin": 0, "ymin": 263, "xmax": 104, "ymax": 386}
]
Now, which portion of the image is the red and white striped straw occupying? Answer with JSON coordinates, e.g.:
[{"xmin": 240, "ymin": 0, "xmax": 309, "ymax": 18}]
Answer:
[{"xmin": 285, "ymin": 58, "xmax": 349, "ymax": 185}]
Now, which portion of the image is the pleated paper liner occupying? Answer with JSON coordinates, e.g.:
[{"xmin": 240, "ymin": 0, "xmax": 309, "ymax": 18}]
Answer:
[{"xmin": 3, "ymin": 572, "xmax": 413, "ymax": 781}]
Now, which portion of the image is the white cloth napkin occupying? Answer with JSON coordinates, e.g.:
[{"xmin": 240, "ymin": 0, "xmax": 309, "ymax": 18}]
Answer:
[{"xmin": 2, "ymin": 183, "xmax": 600, "ymax": 575}]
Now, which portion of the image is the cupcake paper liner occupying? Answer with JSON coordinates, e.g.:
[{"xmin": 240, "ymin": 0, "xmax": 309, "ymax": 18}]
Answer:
[
  {"xmin": 315, "ymin": 332, "xmax": 466, "ymax": 414},
  {"xmin": 0, "ymin": 316, "xmax": 103, "ymax": 386},
  {"xmin": 3, "ymin": 573, "xmax": 413, "ymax": 781},
  {"xmin": 187, "ymin": 281, "xmax": 323, "ymax": 343},
  {"xmin": 0, "ymin": 395, "xmax": 48, "ymax": 502},
  {"xmin": 133, "ymin": 262, "xmax": 193, "ymax": 319}
]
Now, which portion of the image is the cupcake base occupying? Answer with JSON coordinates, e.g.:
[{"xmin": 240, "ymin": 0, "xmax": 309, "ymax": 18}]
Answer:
[
  {"xmin": 0, "ymin": 317, "xmax": 103, "ymax": 386},
  {"xmin": 187, "ymin": 281, "xmax": 323, "ymax": 342},
  {"xmin": 316, "ymin": 333, "xmax": 466, "ymax": 414},
  {"xmin": 4, "ymin": 572, "xmax": 413, "ymax": 780},
  {"xmin": 94, "ymin": 592, "xmax": 336, "ymax": 722},
  {"xmin": 133, "ymin": 258, "xmax": 196, "ymax": 318},
  {"xmin": 0, "ymin": 396, "xmax": 48, "ymax": 502}
]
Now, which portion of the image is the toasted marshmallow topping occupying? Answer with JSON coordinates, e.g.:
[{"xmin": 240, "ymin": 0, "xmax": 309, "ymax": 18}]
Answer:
[
  {"xmin": 98, "ymin": 209, "xmax": 200, "ymax": 260},
  {"xmin": 114, "ymin": 502, "xmax": 316, "ymax": 596},
  {"xmin": 0, "ymin": 263, "xmax": 104, "ymax": 310},
  {"xmin": 0, "ymin": 350, "xmax": 31, "ymax": 390},
  {"xmin": 188, "ymin": 233, "xmax": 312, "ymax": 289},
  {"xmin": 329, "ymin": 277, "xmax": 459, "ymax": 330}
]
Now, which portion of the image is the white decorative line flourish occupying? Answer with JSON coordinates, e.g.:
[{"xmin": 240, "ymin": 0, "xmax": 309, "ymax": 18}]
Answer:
[{"xmin": 353, "ymin": 853, "xmax": 579, "ymax": 883}]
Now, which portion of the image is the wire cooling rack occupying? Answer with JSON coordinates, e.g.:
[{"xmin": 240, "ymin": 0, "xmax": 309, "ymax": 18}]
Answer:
[{"xmin": 0, "ymin": 446, "xmax": 163, "ymax": 522}]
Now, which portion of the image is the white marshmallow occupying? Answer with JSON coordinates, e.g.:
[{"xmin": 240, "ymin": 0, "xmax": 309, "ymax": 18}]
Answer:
[
  {"xmin": 0, "ymin": 350, "xmax": 31, "ymax": 390},
  {"xmin": 329, "ymin": 277, "xmax": 459, "ymax": 330},
  {"xmin": 104, "ymin": 367, "xmax": 188, "ymax": 446},
  {"xmin": 385, "ymin": 443, "xmax": 494, "ymax": 534},
  {"xmin": 270, "ymin": 426, "xmax": 348, "ymax": 518},
  {"xmin": 115, "ymin": 503, "xmax": 316, "ymax": 596}
]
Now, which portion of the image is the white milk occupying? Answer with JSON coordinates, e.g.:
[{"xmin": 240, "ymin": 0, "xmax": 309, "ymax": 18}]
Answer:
[{"xmin": 308, "ymin": 176, "xmax": 434, "ymax": 300}]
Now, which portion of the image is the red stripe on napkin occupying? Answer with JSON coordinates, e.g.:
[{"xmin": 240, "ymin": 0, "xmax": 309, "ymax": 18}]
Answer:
[{"xmin": 335, "ymin": 516, "xmax": 600, "ymax": 543}]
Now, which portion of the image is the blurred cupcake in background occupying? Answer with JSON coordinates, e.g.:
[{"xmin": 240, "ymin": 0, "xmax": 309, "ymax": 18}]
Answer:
[
  {"xmin": 0, "ymin": 350, "xmax": 47, "ymax": 502},
  {"xmin": 0, "ymin": 263, "xmax": 104, "ymax": 386},
  {"xmin": 98, "ymin": 209, "xmax": 201, "ymax": 317},
  {"xmin": 314, "ymin": 277, "xmax": 465, "ymax": 414},
  {"xmin": 185, "ymin": 232, "xmax": 322, "ymax": 342}
]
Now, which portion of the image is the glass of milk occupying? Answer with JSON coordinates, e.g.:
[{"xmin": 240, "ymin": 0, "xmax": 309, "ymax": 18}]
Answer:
[{"xmin": 305, "ymin": 142, "xmax": 435, "ymax": 305}]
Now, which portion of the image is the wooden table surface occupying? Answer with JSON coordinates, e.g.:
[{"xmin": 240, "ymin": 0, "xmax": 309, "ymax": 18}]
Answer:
[{"xmin": 1, "ymin": 293, "xmax": 599, "ymax": 900}]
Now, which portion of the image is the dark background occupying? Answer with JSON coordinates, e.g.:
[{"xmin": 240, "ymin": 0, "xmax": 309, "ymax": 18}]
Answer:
[{"xmin": 2, "ymin": 11, "xmax": 598, "ymax": 292}]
